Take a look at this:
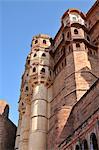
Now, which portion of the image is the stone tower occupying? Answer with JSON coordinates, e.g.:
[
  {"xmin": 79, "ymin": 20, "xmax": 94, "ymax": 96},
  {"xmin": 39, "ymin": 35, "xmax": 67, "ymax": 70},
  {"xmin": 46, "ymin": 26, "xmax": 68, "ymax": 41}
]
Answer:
[
  {"xmin": 15, "ymin": 4, "xmax": 99, "ymax": 150},
  {"xmin": 15, "ymin": 34, "xmax": 52, "ymax": 150}
]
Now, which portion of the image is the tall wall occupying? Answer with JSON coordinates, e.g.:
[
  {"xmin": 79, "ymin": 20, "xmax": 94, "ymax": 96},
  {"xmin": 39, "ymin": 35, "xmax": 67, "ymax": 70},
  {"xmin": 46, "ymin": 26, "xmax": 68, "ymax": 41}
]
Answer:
[
  {"xmin": 59, "ymin": 79, "xmax": 99, "ymax": 150},
  {"xmin": 47, "ymin": 5, "xmax": 99, "ymax": 149},
  {"xmin": 86, "ymin": 0, "xmax": 99, "ymax": 77}
]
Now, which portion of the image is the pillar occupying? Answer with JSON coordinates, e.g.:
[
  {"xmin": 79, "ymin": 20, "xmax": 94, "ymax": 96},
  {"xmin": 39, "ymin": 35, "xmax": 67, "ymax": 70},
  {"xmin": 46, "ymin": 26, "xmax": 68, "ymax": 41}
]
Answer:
[{"xmin": 28, "ymin": 84, "xmax": 48, "ymax": 150}]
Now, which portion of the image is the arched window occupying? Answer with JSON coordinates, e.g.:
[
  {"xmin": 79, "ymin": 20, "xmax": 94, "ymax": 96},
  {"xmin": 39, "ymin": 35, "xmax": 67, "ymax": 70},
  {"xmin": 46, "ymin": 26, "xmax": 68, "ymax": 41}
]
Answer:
[
  {"xmin": 35, "ymin": 40, "xmax": 38, "ymax": 44},
  {"xmin": 76, "ymin": 43, "xmax": 80, "ymax": 48},
  {"xmin": 33, "ymin": 67, "xmax": 36, "ymax": 72},
  {"xmin": 42, "ymin": 53, "xmax": 46, "ymax": 57},
  {"xmin": 26, "ymin": 86, "xmax": 28, "ymax": 91},
  {"xmin": 22, "ymin": 102, "xmax": 24, "ymax": 106},
  {"xmin": 93, "ymin": 51, "xmax": 96, "ymax": 56},
  {"xmin": 74, "ymin": 29, "xmax": 78, "ymax": 34},
  {"xmin": 75, "ymin": 145, "xmax": 80, "ymax": 150},
  {"xmin": 43, "ymin": 40, "xmax": 46, "ymax": 44},
  {"xmin": 34, "ymin": 53, "xmax": 37, "ymax": 57},
  {"xmin": 27, "ymin": 60, "xmax": 30, "ymax": 64},
  {"xmin": 41, "ymin": 68, "xmax": 45, "ymax": 73},
  {"xmin": 83, "ymin": 139, "xmax": 88, "ymax": 150},
  {"xmin": 90, "ymin": 133, "xmax": 98, "ymax": 150}
]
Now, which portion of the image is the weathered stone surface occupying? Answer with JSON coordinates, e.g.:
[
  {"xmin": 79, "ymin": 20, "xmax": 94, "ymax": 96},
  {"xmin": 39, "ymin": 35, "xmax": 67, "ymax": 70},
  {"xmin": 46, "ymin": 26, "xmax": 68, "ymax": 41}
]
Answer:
[{"xmin": 0, "ymin": 100, "xmax": 17, "ymax": 150}]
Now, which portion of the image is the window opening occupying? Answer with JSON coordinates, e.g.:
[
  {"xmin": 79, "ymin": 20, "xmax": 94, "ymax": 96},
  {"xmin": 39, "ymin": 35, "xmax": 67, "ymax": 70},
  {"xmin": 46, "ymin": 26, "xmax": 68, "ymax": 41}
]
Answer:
[
  {"xmin": 34, "ymin": 53, "xmax": 37, "ymax": 57},
  {"xmin": 74, "ymin": 29, "xmax": 78, "ymax": 34},
  {"xmin": 41, "ymin": 68, "xmax": 45, "ymax": 73},
  {"xmin": 76, "ymin": 43, "xmax": 80, "ymax": 48},
  {"xmin": 33, "ymin": 67, "xmax": 36, "ymax": 72},
  {"xmin": 42, "ymin": 53, "xmax": 46, "ymax": 57},
  {"xmin": 90, "ymin": 133, "xmax": 98, "ymax": 150},
  {"xmin": 35, "ymin": 40, "xmax": 38, "ymax": 44},
  {"xmin": 43, "ymin": 40, "xmax": 46, "ymax": 44}
]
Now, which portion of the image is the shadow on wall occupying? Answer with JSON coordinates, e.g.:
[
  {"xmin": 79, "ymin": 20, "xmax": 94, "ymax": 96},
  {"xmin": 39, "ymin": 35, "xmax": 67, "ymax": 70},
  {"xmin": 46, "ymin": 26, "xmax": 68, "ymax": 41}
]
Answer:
[{"xmin": 80, "ymin": 66, "xmax": 98, "ymax": 87}]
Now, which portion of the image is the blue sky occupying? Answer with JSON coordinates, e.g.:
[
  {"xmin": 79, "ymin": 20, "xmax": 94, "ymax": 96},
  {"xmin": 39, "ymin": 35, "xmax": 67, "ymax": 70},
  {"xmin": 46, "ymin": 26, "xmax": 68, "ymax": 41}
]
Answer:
[{"xmin": 0, "ymin": 0, "xmax": 95, "ymax": 125}]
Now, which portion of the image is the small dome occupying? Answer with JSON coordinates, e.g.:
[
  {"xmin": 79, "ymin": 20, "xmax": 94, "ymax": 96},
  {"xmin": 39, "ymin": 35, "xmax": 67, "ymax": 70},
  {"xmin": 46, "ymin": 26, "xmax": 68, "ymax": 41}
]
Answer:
[{"xmin": 62, "ymin": 8, "xmax": 86, "ymax": 20}]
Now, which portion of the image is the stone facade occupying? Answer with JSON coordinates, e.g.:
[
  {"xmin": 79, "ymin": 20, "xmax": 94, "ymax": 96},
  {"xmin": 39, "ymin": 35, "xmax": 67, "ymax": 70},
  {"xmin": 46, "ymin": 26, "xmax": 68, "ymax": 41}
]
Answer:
[
  {"xmin": 0, "ymin": 100, "xmax": 17, "ymax": 150},
  {"xmin": 59, "ymin": 79, "xmax": 99, "ymax": 150},
  {"xmin": 15, "ymin": 1, "xmax": 99, "ymax": 150}
]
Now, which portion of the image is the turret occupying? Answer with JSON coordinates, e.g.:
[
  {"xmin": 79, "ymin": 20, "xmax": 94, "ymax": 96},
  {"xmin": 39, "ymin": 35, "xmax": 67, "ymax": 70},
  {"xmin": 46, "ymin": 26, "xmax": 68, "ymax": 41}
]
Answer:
[
  {"xmin": 61, "ymin": 8, "xmax": 98, "ymax": 100},
  {"xmin": 28, "ymin": 34, "xmax": 52, "ymax": 150},
  {"xmin": 15, "ymin": 34, "xmax": 52, "ymax": 150}
]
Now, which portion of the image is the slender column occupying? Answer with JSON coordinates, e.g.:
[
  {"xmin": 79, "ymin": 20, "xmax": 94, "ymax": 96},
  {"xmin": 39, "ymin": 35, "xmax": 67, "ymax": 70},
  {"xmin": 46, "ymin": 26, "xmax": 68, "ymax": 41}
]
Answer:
[{"xmin": 28, "ymin": 84, "xmax": 48, "ymax": 150}]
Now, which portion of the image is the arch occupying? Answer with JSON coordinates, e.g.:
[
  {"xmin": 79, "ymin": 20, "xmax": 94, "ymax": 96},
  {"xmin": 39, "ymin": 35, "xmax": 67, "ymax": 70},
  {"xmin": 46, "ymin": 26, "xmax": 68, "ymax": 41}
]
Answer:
[
  {"xmin": 75, "ymin": 144, "xmax": 80, "ymax": 150},
  {"xmin": 93, "ymin": 51, "xmax": 96, "ymax": 56},
  {"xmin": 90, "ymin": 133, "xmax": 98, "ymax": 150},
  {"xmin": 26, "ymin": 86, "xmax": 28, "ymax": 91},
  {"xmin": 22, "ymin": 102, "xmax": 24, "ymax": 106},
  {"xmin": 43, "ymin": 39, "xmax": 46, "ymax": 44},
  {"xmin": 62, "ymin": 9, "xmax": 86, "ymax": 20},
  {"xmin": 83, "ymin": 139, "xmax": 89, "ymax": 150},
  {"xmin": 41, "ymin": 68, "xmax": 45, "ymax": 73},
  {"xmin": 33, "ymin": 67, "xmax": 36, "ymax": 72},
  {"xmin": 74, "ymin": 29, "xmax": 78, "ymax": 34},
  {"xmin": 42, "ymin": 53, "xmax": 46, "ymax": 57}
]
